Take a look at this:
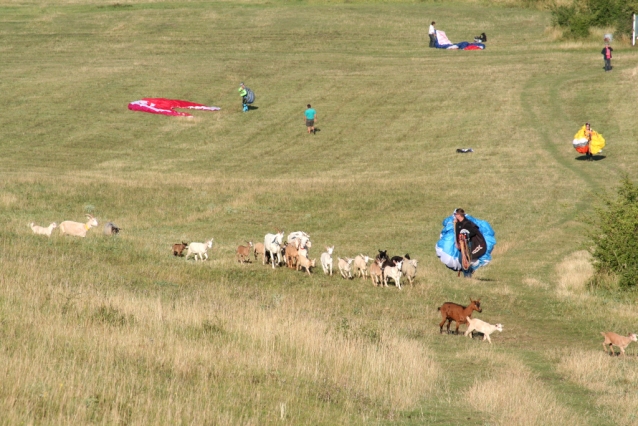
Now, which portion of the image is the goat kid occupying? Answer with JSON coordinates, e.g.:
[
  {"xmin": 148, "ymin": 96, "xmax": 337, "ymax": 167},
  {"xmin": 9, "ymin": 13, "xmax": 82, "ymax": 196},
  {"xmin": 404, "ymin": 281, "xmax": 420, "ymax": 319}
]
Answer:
[
  {"xmin": 383, "ymin": 259, "xmax": 403, "ymax": 289},
  {"xmin": 353, "ymin": 254, "xmax": 370, "ymax": 280},
  {"xmin": 285, "ymin": 243, "xmax": 299, "ymax": 269},
  {"xmin": 296, "ymin": 256, "xmax": 316, "ymax": 275},
  {"xmin": 338, "ymin": 257, "xmax": 354, "ymax": 279},
  {"xmin": 29, "ymin": 222, "xmax": 57, "ymax": 237},
  {"xmin": 59, "ymin": 214, "xmax": 98, "ymax": 238},
  {"xmin": 601, "ymin": 332, "xmax": 638, "ymax": 357},
  {"xmin": 401, "ymin": 259, "xmax": 418, "ymax": 286},
  {"xmin": 438, "ymin": 298, "xmax": 482, "ymax": 334},
  {"xmin": 320, "ymin": 246, "xmax": 334, "ymax": 276},
  {"xmin": 369, "ymin": 258, "xmax": 384, "ymax": 286},
  {"xmin": 103, "ymin": 222, "xmax": 121, "ymax": 236},
  {"xmin": 465, "ymin": 317, "xmax": 503, "ymax": 344},
  {"xmin": 185, "ymin": 238, "xmax": 214, "ymax": 261},
  {"xmin": 172, "ymin": 242, "xmax": 189, "ymax": 257},
  {"xmin": 236, "ymin": 241, "xmax": 253, "ymax": 263}
]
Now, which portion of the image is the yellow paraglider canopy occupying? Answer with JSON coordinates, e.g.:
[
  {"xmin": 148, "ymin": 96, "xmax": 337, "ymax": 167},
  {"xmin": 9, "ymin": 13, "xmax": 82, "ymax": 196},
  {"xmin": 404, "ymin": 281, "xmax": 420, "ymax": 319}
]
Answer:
[{"xmin": 573, "ymin": 125, "xmax": 605, "ymax": 155}]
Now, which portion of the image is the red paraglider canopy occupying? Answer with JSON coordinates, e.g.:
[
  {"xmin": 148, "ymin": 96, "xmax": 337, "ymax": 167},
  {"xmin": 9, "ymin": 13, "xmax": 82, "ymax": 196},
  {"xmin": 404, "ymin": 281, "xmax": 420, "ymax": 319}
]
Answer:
[{"xmin": 128, "ymin": 98, "xmax": 220, "ymax": 117}]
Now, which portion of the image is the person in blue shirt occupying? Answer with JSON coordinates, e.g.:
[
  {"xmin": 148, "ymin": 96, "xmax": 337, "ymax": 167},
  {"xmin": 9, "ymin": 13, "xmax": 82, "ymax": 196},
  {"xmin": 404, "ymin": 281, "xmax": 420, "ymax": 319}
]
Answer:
[{"xmin": 305, "ymin": 104, "xmax": 317, "ymax": 134}]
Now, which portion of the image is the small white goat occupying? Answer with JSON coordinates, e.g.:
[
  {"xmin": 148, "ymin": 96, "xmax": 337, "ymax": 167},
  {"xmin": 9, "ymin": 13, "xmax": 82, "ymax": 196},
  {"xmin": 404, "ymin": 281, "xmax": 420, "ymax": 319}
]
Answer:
[
  {"xmin": 320, "ymin": 246, "xmax": 334, "ymax": 276},
  {"xmin": 353, "ymin": 254, "xmax": 370, "ymax": 280},
  {"xmin": 185, "ymin": 238, "xmax": 214, "ymax": 261},
  {"xmin": 384, "ymin": 259, "xmax": 403, "ymax": 289},
  {"xmin": 29, "ymin": 222, "xmax": 57, "ymax": 237},
  {"xmin": 465, "ymin": 317, "xmax": 503, "ymax": 344},
  {"xmin": 338, "ymin": 257, "xmax": 354, "ymax": 279},
  {"xmin": 401, "ymin": 259, "xmax": 418, "ymax": 286},
  {"xmin": 59, "ymin": 215, "xmax": 98, "ymax": 238},
  {"xmin": 601, "ymin": 332, "xmax": 638, "ymax": 357}
]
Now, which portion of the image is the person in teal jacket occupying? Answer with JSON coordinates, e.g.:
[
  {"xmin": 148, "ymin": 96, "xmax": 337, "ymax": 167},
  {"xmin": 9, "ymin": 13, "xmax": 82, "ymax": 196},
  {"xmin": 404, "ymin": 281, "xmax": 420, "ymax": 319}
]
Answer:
[
  {"xmin": 239, "ymin": 83, "xmax": 248, "ymax": 111},
  {"xmin": 305, "ymin": 104, "xmax": 317, "ymax": 134}
]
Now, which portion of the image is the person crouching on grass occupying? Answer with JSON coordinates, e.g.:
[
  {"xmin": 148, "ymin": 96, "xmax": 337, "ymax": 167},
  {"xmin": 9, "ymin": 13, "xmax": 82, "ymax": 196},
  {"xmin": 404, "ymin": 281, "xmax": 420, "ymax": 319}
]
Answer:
[{"xmin": 305, "ymin": 104, "xmax": 317, "ymax": 134}]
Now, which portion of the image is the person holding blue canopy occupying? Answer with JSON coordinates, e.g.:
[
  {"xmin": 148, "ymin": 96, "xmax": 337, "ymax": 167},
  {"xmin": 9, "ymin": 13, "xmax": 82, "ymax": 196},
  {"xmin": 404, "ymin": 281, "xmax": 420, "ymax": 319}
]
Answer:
[{"xmin": 435, "ymin": 208, "xmax": 496, "ymax": 277}]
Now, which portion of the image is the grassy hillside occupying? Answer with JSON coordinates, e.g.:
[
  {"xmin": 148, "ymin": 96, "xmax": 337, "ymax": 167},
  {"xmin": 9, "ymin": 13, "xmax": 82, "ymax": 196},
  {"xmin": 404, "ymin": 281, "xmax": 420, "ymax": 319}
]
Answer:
[{"xmin": 1, "ymin": 0, "xmax": 638, "ymax": 424}]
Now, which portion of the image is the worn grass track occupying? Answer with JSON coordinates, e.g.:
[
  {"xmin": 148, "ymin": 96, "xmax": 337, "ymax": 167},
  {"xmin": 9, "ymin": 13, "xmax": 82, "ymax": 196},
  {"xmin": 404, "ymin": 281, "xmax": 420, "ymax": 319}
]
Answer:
[{"xmin": 2, "ymin": 0, "xmax": 638, "ymax": 424}]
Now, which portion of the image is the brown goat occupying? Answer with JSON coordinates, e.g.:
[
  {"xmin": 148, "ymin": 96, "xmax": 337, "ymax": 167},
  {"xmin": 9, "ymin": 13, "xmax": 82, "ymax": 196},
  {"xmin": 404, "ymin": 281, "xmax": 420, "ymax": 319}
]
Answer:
[
  {"xmin": 172, "ymin": 242, "xmax": 189, "ymax": 257},
  {"xmin": 253, "ymin": 242, "xmax": 266, "ymax": 264},
  {"xmin": 601, "ymin": 332, "xmax": 638, "ymax": 357},
  {"xmin": 236, "ymin": 241, "xmax": 253, "ymax": 263},
  {"xmin": 285, "ymin": 243, "xmax": 299, "ymax": 269},
  {"xmin": 438, "ymin": 298, "xmax": 482, "ymax": 334}
]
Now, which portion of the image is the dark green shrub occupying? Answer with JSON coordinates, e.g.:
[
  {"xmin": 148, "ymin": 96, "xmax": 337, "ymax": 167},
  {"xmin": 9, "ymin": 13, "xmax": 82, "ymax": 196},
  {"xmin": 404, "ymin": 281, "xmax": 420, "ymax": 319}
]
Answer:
[
  {"xmin": 551, "ymin": 0, "xmax": 638, "ymax": 38},
  {"xmin": 587, "ymin": 177, "xmax": 638, "ymax": 289}
]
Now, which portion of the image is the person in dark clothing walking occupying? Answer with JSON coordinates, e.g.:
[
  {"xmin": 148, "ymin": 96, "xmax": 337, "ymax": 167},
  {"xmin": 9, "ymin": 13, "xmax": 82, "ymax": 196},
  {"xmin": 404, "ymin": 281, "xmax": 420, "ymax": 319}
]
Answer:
[
  {"xmin": 601, "ymin": 43, "xmax": 613, "ymax": 72},
  {"xmin": 454, "ymin": 209, "xmax": 487, "ymax": 261}
]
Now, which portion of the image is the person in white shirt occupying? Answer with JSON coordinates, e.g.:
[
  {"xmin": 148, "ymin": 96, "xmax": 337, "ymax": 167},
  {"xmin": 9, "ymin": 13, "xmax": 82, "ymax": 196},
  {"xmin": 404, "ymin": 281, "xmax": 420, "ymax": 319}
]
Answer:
[{"xmin": 429, "ymin": 21, "xmax": 436, "ymax": 48}]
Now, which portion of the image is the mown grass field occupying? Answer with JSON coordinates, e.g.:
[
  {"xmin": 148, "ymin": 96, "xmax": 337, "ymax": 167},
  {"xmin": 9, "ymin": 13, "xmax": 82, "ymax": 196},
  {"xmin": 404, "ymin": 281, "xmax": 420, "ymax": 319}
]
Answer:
[{"xmin": 2, "ymin": 0, "xmax": 638, "ymax": 424}]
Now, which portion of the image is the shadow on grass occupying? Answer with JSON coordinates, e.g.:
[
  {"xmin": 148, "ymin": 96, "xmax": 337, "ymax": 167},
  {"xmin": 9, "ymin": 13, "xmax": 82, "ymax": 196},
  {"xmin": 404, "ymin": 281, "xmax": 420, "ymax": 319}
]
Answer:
[
  {"xmin": 575, "ymin": 155, "xmax": 606, "ymax": 162},
  {"xmin": 474, "ymin": 277, "xmax": 497, "ymax": 282},
  {"xmin": 247, "ymin": 105, "xmax": 259, "ymax": 110}
]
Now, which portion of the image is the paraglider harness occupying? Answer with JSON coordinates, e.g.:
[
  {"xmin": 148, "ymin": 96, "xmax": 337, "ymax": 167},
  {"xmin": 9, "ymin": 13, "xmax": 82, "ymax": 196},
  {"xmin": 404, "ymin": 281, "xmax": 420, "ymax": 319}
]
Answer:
[{"xmin": 455, "ymin": 218, "xmax": 487, "ymax": 277}]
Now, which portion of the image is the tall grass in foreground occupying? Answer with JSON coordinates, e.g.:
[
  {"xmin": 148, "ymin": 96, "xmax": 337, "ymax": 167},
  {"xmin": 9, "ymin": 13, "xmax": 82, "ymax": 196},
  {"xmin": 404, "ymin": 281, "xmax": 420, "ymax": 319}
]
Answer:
[
  {"xmin": 557, "ymin": 349, "xmax": 638, "ymax": 426},
  {"xmin": 0, "ymin": 261, "xmax": 439, "ymax": 424}
]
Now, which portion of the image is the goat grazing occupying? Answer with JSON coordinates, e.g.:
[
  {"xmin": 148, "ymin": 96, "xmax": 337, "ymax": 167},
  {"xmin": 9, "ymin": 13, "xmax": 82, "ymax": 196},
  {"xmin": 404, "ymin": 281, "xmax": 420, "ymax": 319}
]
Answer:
[
  {"xmin": 296, "ymin": 256, "xmax": 316, "ymax": 275},
  {"xmin": 369, "ymin": 258, "xmax": 384, "ymax": 286},
  {"xmin": 401, "ymin": 259, "xmax": 418, "ymax": 286},
  {"xmin": 264, "ymin": 231, "xmax": 285, "ymax": 269},
  {"xmin": 338, "ymin": 257, "xmax": 354, "ymax": 279},
  {"xmin": 172, "ymin": 242, "xmax": 189, "ymax": 257},
  {"xmin": 236, "ymin": 241, "xmax": 253, "ymax": 263},
  {"xmin": 384, "ymin": 259, "xmax": 403, "ymax": 289},
  {"xmin": 465, "ymin": 317, "xmax": 503, "ymax": 344},
  {"xmin": 29, "ymin": 222, "xmax": 57, "ymax": 237},
  {"xmin": 103, "ymin": 222, "xmax": 121, "ymax": 236},
  {"xmin": 353, "ymin": 254, "xmax": 371, "ymax": 280},
  {"xmin": 320, "ymin": 246, "xmax": 334, "ymax": 276},
  {"xmin": 185, "ymin": 238, "xmax": 214, "ymax": 261},
  {"xmin": 59, "ymin": 214, "xmax": 98, "ymax": 238},
  {"xmin": 601, "ymin": 332, "xmax": 638, "ymax": 357},
  {"xmin": 285, "ymin": 243, "xmax": 299, "ymax": 269},
  {"xmin": 438, "ymin": 298, "xmax": 482, "ymax": 334}
]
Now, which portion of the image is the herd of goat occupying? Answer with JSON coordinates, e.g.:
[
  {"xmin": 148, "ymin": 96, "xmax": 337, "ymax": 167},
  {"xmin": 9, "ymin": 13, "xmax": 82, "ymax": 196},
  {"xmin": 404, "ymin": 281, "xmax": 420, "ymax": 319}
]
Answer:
[
  {"xmin": 29, "ymin": 219, "xmax": 638, "ymax": 351},
  {"xmin": 172, "ymin": 230, "xmax": 419, "ymax": 289}
]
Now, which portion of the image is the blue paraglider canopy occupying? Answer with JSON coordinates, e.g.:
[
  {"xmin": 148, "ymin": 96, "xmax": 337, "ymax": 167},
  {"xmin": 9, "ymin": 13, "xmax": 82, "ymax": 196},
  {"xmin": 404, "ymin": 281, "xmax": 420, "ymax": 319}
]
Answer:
[{"xmin": 435, "ymin": 213, "xmax": 496, "ymax": 275}]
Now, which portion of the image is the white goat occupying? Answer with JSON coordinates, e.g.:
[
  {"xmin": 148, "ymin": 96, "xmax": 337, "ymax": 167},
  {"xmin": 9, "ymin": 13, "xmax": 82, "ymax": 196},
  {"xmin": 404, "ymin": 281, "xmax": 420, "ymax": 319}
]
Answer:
[
  {"xmin": 59, "ymin": 215, "xmax": 98, "ymax": 238},
  {"xmin": 338, "ymin": 257, "xmax": 354, "ymax": 279},
  {"xmin": 29, "ymin": 222, "xmax": 57, "ymax": 237},
  {"xmin": 601, "ymin": 332, "xmax": 638, "ymax": 356},
  {"xmin": 264, "ymin": 231, "xmax": 285, "ymax": 269},
  {"xmin": 185, "ymin": 238, "xmax": 214, "ymax": 261},
  {"xmin": 384, "ymin": 259, "xmax": 403, "ymax": 289},
  {"xmin": 401, "ymin": 259, "xmax": 418, "ymax": 286},
  {"xmin": 353, "ymin": 254, "xmax": 370, "ymax": 280},
  {"xmin": 465, "ymin": 317, "xmax": 503, "ymax": 344},
  {"xmin": 320, "ymin": 246, "xmax": 334, "ymax": 276},
  {"xmin": 287, "ymin": 231, "xmax": 311, "ymax": 249}
]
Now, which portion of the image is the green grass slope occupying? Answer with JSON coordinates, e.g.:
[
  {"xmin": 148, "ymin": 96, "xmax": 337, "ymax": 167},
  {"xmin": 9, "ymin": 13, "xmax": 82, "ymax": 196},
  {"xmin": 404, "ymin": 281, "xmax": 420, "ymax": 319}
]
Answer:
[{"xmin": 1, "ymin": 1, "xmax": 638, "ymax": 424}]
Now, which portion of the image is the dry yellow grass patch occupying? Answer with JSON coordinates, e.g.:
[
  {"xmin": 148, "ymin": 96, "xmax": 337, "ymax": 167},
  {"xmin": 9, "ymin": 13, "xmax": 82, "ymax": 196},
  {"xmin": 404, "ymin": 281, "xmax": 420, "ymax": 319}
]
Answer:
[
  {"xmin": 557, "ymin": 349, "xmax": 638, "ymax": 426},
  {"xmin": 523, "ymin": 277, "xmax": 549, "ymax": 289},
  {"xmin": 465, "ymin": 351, "xmax": 581, "ymax": 425},
  {"xmin": 556, "ymin": 250, "xmax": 593, "ymax": 298}
]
